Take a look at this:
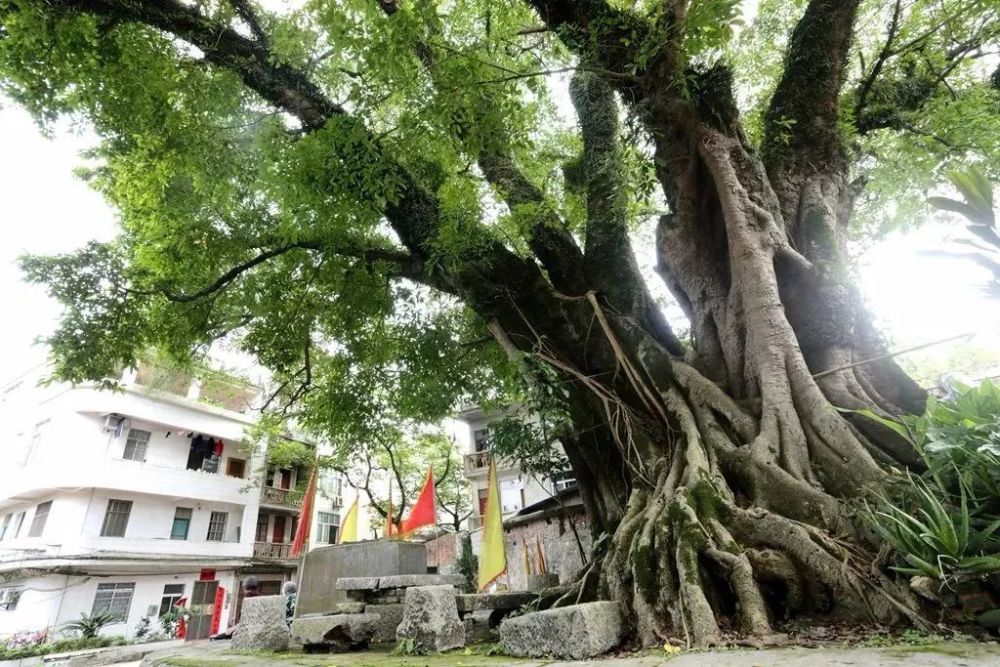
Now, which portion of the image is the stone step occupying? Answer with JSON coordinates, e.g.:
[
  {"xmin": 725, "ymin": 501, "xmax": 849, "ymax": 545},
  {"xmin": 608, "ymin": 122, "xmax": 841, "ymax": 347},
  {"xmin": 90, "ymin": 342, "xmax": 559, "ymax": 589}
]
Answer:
[
  {"xmin": 335, "ymin": 573, "xmax": 465, "ymax": 591},
  {"xmin": 455, "ymin": 592, "xmax": 537, "ymax": 613}
]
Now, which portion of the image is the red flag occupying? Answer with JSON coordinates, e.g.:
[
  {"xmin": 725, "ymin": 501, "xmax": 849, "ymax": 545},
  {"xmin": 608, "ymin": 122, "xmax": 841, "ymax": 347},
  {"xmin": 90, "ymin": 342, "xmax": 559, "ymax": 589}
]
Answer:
[
  {"xmin": 290, "ymin": 467, "xmax": 317, "ymax": 557},
  {"xmin": 400, "ymin": 467, "xmax": 436, "ymax": 536}
]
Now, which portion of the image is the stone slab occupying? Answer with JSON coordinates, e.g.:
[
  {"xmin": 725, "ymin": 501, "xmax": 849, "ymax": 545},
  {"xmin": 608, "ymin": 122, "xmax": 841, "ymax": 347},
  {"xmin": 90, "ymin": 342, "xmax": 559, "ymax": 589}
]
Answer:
[
  {"xmin": 334, "ymin": 601, "xmax": 367, "ymax": 614},
  {"xmin": 526, "ymin": 573, "xmax": 560, "ymax": 592},
  {"xmin": 499, "ymin": 601, "xmax": 622, "ymax": 659},
  {"xmin": 290, "ymin": 613, "xmax": 379, "ymax": 653},
  {"xmin": 378, "ymin": 574, "xmax": 466, "ymax": 589},
  {"xmin": 295, "ymin": 540, "xmax": 428, "ymax": 616},
  {"xmin": 231, "ymin": 596, "xmax": 290, "ymax": 651},
  {"xmin": 335, "ymin": 577, "xmax": 380, "ymax": 591},
  {"xmin": 364, "ymin": 603, "xmax": 405, "ymax": 644},
  {"xmin": 395, "ymin": 585, "xmax": 466, "ymax": 652},
  {"xmin": 455, "ymin": 592, "xmax": 536, "ymax": 614}
]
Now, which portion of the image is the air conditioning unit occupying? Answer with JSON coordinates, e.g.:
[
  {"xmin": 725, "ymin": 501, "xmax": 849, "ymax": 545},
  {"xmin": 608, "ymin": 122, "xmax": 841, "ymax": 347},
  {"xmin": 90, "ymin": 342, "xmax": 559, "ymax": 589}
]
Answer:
[
  {"xmin": 331, "ymin": 497, "xmax": 344, "ymax": 508},
  {"xmin": 102, "ymin": 414, "xmax": 121, "ymax": 432}
]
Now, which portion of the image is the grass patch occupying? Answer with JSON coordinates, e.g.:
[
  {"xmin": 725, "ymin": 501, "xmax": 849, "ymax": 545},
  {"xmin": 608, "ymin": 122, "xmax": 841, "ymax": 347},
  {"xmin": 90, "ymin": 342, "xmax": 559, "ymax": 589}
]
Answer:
[
  {"xmin": 882, "ymin": 641, "xmax": 997, "ymax": 658},
  {"xmin": 196, "ymin": 646, "xmax": 537, "ymax": 666}
]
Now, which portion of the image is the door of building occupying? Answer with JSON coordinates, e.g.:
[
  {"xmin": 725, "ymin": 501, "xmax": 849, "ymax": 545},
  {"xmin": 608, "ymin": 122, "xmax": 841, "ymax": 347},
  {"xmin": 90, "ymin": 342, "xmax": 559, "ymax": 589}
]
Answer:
[
  {"xmin": 185, "ymin": 580, "xmax": 219, "ymax": 641},
  {"xmin": 272, "ymin": 515, "xmax": 286, "ymax": 543}
]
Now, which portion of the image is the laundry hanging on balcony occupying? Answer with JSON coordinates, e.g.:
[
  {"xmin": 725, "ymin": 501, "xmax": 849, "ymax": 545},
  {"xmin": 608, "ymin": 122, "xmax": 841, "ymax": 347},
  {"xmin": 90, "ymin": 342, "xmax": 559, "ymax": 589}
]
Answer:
[{"xmin": 186, "ymin": 434, "xmax": 224, "ymax": 471}]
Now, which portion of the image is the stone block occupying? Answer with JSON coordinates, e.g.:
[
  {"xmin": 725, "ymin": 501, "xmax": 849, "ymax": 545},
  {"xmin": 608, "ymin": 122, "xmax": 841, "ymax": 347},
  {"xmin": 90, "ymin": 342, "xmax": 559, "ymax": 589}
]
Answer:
[
  {"xmin": 296, "ymin": 540, "xmax": 428, "ymax": 616},
  {"xmin": 526, "ymin": 574, "xmax": 560, "ymax": 592},
  {"xmin": 291, "ymin": 613, "xmax": 379, "ymax": 653},
  {"xmin": 499, "ymin": 601, "xmax": 622, "ymax": 659},
  {"xmin": 335, "ymin": 577, "xmax": 380, "ymax": 591},
  {"xmin": 379, "ymin": 574, "xmax": 466, "ymax": 589},
  {"xmin": 231, "ymin": 595, "xmax": 290, "ymax": 651},
  {"xmin": 455, "ymin": 592, "xmax": 536, "ymax": 614},
  {"xmin": 395, "ymin": 585, "xmax": 466, "ymax": 652},
  {"xmin": 335, "ymin": 601, "xmax": 367, "ymax": 614},
  {"xmin": 365, "ymin": 603, "xmax": 405, "ymax": 643}
]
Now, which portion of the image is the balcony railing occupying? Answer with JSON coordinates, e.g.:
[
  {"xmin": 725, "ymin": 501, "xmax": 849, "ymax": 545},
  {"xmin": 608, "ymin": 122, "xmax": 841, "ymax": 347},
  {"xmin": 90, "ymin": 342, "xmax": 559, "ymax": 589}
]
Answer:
[
  {"xmin": 464, "ymin": 450, "xmax": 491, "ymax": 475},
  {"xmin": 260, "ymin": 486, "xmax": 304, "ymax": 508},
  {"xmin": 253, "ymin": 541, "xmax": 292, "ymax": 559}
]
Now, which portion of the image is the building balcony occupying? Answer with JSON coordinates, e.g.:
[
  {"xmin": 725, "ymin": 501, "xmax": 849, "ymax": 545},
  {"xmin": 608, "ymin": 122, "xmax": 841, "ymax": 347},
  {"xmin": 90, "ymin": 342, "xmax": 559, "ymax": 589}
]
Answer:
[
  {"xmin": 2, "ymin": 457, "xmax": 252, "ymax": 506},
  {"xmin": 252, "ymin": 541, "xmax": 292, "ymax": 560},
  {"xmin": 463, "ymin": 450, "xmax": 517, "ymax": 476},
  {"xmin": 260, "ymin": 486, "xmax": 303, "ymax": 509}
]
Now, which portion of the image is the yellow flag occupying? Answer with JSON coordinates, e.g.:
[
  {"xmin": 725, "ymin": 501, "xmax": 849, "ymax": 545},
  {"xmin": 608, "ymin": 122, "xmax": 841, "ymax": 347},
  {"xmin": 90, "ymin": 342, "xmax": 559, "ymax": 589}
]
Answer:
[
  {"xmin": 338, "ymin": 497, "xmax": 359, "ymax": 544},
  {"xmin": 477, "ymin": 458, "xmax": 506, "ymax": 590}
]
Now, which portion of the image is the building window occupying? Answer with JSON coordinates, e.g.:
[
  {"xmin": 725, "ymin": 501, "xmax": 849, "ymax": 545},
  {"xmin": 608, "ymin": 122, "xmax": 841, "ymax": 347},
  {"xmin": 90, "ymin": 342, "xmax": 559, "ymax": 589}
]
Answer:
[
  {"xmin": 122, "ymin": 428, "xmax": 151, "ymax": 462},
  {"xmin": 158, "ymin": 584, "xmax": 184, "ymax": 617},
  {"xmin": 100, "ymin": 499, "xmax": 132, "ymax": 537},
  {"xmin": 317, "ymin": 512, "xmax": 339, "ymax": 544},
  {"xmin": 0, "ymin": 588, "xmax": 21, "ymax": 611},
  {"xmin": 0, "ymin": 514, "xmax": 11, "ymax": 540},
  {"xmin": 171, "ymin": 508, "xmax": 192, "ymax": 540},
  {"xmin": 225, "ymin": 458, "xmax": 246, "ymax": 479},
  {"xmin": 27, "ymin": 501, "xmax": 52, "ymax": 538},
  {"xmin": 9, "ymin": 512, "xmax": 25, "ymax": 539},
  {"xmin": 473, "ymin": 428, "xmax": 491, "ymax": 452},
  {"xmin": 206, "ymin": 512, "xmax": 228, "ymax": 541},
  {"xmin": 91, "ymin": 582, "xmax": 134, "ymax": 623},
  {"xmin": 552, "ymin": 469, "xmax": 577, "ymax": 493},
  {"xmin": 319, "ymin": 470, "xmax": 341, "ymax": 498}
]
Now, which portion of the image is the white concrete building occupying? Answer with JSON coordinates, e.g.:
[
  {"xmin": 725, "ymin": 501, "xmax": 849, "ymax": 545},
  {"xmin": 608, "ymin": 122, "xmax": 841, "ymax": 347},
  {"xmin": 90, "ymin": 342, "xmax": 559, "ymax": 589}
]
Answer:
[
  {"xmin": 0, "ymin": 364, "xmax": 344, "ymax": 640},
  {"xmin": 456, "ymin": 407, "xmax": 576, "ymax": 529}
]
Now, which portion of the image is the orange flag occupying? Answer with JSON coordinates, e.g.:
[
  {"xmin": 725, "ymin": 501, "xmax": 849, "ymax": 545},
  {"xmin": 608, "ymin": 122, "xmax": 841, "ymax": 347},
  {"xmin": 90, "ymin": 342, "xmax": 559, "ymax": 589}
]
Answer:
[
  {"xmin": 290, "ymin": 467, "xmax": 317, "ymax": 558},
  {"xmin": 400, "ymin": 467, "xmax": 436, "ymax": 536}
]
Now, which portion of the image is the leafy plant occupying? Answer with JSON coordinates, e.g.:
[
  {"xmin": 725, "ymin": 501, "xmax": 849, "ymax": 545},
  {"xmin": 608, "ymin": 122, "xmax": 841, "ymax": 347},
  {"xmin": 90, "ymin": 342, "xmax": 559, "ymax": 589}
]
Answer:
[
  {"xmin": 60, "ymin": 611, "xmax": 118, "ymax": 639},
  {"xmin": 857, "ymin": 381, "xmax": 1000, "ymax": 580},
  {"xmin": 928, "ymin": 166, "xmax": 1000, "ymax": 298},
  {"xmin": 134, "ymin": 616, "xmax": 151, "ymax": 639},
  {"xmin": 158, "ymin": 609, "xmax": 182, "ymax": 637},
  {"xmin": 392, "ymin": 637, "xmax": 427, "ymax": 656}
]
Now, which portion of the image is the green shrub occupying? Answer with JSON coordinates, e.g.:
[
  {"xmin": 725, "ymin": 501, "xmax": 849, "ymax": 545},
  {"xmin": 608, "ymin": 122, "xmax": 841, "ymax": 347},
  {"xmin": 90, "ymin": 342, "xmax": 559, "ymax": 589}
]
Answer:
[
  {"xmin": 858, "ymin": 380, "xmax": 1000, "ymax": 581},
  {"xmin": 0, "ymin": 634, "xmax": 126, "ymax": 659},
  {"xmin": 60, "ymin": 611, "xmax": 118, "ymax": 639},
  {"xmin": 457, "ymin": 532, "xmax": 479, "ymax": 593}
]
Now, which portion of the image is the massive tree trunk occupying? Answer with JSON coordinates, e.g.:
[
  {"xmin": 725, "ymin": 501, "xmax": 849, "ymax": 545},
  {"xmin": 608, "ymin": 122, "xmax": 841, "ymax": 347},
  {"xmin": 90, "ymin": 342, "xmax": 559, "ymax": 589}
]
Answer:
[{"xmin": 15, "ymin": 0, "xmax": 942, "ymax": 648}]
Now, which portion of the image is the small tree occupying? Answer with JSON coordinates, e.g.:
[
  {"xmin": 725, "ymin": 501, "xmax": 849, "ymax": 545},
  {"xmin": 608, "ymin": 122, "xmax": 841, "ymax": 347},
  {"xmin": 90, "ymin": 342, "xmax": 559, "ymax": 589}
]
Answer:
[
  {"xmin": 457, "ymin": 533, "xmax": 479, "ymax": 594},
  {"xmin": 60, "ymin": 612, "xmax": 117, "ymax": 639}
]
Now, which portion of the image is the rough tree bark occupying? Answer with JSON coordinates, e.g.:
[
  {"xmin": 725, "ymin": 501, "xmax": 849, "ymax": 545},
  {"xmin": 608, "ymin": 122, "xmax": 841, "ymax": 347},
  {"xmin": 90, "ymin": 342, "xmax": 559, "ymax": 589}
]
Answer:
[{"xmin": 21, "ymin": 0, "xmax": 943, "ymax": 647}]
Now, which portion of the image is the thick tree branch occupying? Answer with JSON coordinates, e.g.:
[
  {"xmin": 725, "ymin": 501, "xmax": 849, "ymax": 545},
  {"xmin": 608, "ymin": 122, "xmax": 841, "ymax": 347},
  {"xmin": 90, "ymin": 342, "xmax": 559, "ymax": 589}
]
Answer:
[
  {"xmin": 49, "ymin": 0, "xmax": 341, "ymax": 129},
  {"xmin": 372, "ymin": 0, "xmax": 588, "ymax": 295},
  {"xmin": 762, "ymin": 0, "xmax": 862, "ymax": 190},
  {"xmin": 853, "ymin": 0, "xmax": 904, "ymax": 123},
  {"xmin": 476, "ymin": 152, "xmax": 588, "ymax": 294},
  {"xmin": 156, "ymin": 241, "xmax": 429, "ymax": 303},
  {"xmin": 570, "ymin": 71, "xmax": 684, "ymax": 355},
  {"xmin": 228, "ymin": 0, "xmax": 269, "ymax": 47}
]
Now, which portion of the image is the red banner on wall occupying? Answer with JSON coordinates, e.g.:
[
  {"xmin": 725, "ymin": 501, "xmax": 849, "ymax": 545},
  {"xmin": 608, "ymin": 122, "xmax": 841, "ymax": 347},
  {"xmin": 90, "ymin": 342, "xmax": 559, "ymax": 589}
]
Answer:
[{"xmin": 210, "ymin": 586, "xmax": 225, "ymax": 636}]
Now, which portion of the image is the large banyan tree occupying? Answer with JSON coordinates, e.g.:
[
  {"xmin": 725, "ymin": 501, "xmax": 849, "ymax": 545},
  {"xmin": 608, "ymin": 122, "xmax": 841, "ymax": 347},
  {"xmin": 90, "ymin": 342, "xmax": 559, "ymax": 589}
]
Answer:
[{"xmin": 4, "ymin": 0, "xmax": 1000, "ymax": 644}]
